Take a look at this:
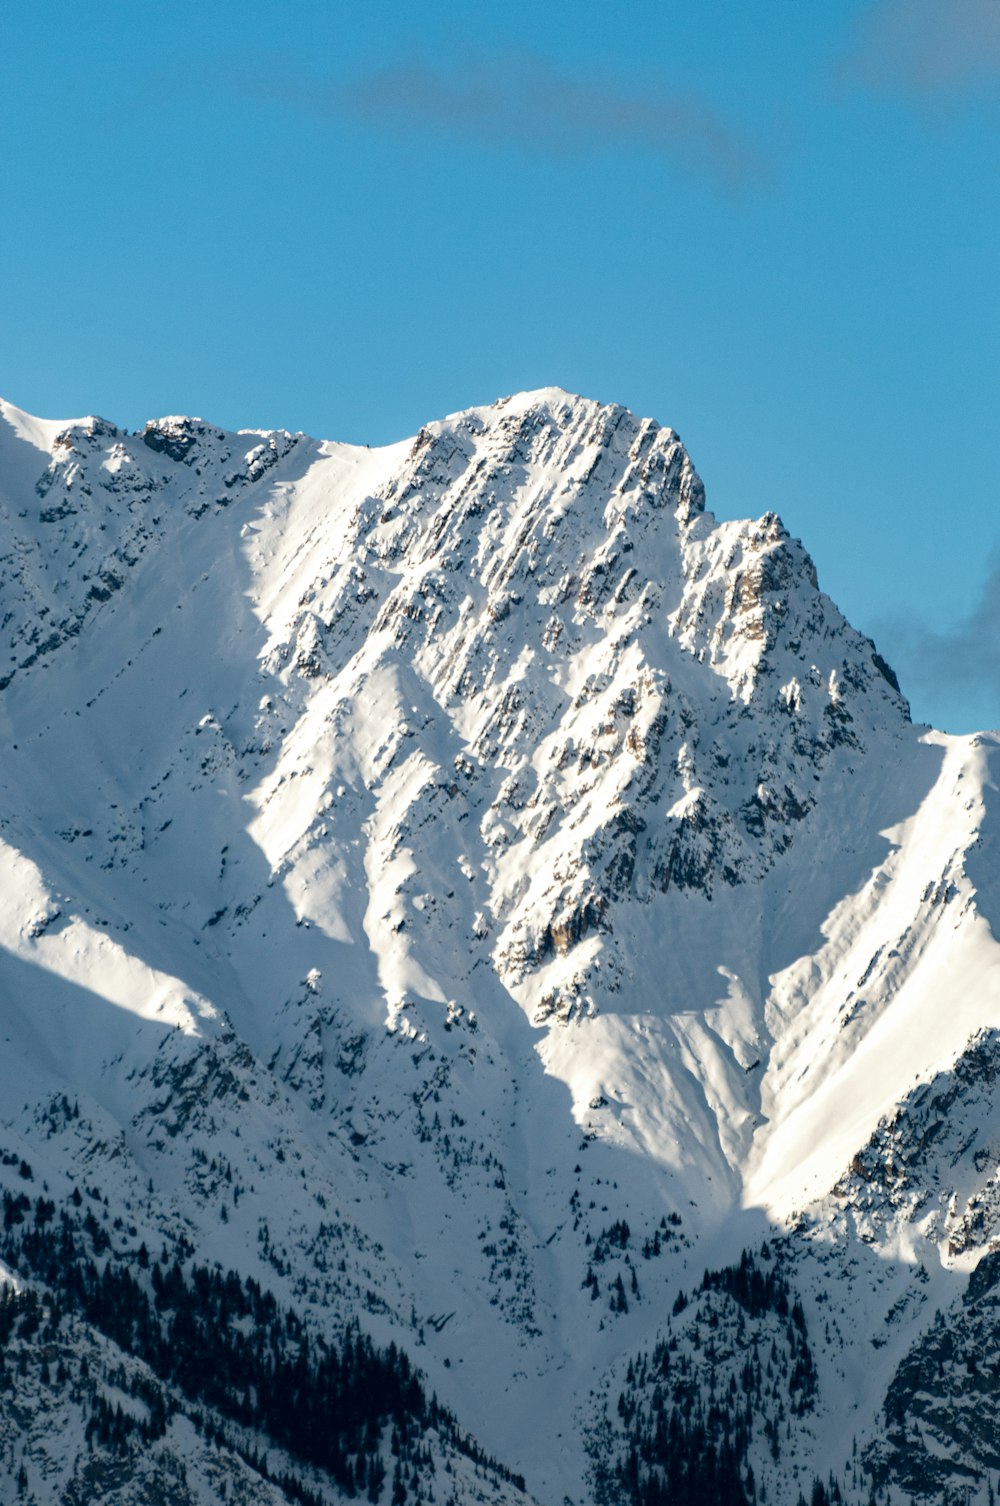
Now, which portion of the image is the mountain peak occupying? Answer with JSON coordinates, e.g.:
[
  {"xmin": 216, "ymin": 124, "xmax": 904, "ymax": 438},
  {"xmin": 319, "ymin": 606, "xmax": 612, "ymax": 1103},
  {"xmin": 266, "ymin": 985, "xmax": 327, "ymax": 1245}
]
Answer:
[{"xmin": 0, "ymin": 386, "xmax": 996, "ymax": 1506}]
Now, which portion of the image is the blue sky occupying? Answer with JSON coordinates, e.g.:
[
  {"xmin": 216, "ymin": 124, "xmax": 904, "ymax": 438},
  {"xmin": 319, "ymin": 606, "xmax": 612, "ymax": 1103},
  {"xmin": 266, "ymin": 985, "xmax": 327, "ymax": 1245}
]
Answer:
[{"xmin": 2, "ymin": 0, "xmax": 998, "ymax": 730}]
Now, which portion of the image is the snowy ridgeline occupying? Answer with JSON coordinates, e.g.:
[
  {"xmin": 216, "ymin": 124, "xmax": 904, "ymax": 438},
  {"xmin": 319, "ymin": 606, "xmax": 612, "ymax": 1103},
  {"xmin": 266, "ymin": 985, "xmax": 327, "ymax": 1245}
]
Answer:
[{"xmin": 0, "ymin": 389, "xmax": 998, "ymax": 1505}]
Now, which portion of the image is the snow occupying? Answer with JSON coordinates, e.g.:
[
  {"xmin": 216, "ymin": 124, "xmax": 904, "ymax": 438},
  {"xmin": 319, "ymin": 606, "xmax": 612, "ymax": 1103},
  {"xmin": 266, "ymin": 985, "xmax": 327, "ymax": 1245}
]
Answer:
[{"xmin": 0, "ymin": 387, "xmax": 997, "ymax": 1504}]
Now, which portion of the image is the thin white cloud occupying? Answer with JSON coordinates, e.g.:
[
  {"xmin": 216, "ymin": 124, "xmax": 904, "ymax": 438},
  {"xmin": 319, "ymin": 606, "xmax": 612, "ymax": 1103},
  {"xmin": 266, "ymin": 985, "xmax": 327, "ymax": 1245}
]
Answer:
[
  {"xmin": 847, "ymin": 0, "xmax": 1000, "ymax": 95},
  {"xmin": 879, "ymin": 550, "xmax": 1000, "ymax": 726},
  {"xmin": 259, "ymin": 51, "xmax": 764, "ymax": 194}
]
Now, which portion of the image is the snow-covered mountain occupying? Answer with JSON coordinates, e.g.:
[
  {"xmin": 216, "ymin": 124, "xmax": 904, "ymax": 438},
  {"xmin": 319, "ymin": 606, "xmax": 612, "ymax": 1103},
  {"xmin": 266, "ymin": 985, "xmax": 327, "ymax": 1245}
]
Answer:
[{"xmin": 0, "ymin": 387, "xmax": 998, "ymax": 1505}]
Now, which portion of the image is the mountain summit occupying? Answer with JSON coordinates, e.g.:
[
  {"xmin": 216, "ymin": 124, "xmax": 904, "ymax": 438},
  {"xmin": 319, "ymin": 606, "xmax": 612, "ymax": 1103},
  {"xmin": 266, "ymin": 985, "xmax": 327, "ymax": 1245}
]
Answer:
[{"xmin": 0, "ymin": 390, "xmax": 996, "ymax": 1505}]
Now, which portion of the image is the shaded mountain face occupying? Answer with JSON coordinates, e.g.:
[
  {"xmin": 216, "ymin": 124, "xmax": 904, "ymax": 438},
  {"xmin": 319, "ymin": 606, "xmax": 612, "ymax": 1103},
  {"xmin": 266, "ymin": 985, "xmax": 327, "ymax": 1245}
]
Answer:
[{"xmin": 0, "ymin": 388, "xmax": 997, "ymax": 1506}]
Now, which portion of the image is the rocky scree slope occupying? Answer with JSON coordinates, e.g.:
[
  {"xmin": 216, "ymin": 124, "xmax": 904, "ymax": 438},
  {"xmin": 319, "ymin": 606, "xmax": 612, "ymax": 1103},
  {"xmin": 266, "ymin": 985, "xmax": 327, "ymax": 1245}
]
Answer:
[{"xmin": 0, "ymin": 389, "xmax": 997, "ymax": 1505}]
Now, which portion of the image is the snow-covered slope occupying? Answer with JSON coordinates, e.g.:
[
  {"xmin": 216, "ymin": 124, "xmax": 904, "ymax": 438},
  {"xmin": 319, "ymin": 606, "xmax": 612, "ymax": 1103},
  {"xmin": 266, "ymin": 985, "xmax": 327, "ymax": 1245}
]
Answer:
[{"xmin": 0, "ymin": 388, "xmax": 997, "ymax": 1505}]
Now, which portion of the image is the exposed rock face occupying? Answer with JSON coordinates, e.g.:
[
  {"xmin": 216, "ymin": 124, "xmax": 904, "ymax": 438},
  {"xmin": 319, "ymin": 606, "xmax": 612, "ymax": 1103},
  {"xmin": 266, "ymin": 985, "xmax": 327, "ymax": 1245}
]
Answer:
[
  {"xmin": 0, "ymin": 388, "xmax": 997, "ymax": 1505},
  {"xmin": 865, "ymin": 1262, "xmax": 1000, "ymax": 1504},
  {"xmin": 833, "ymin": 1029, "xmax": 1000, "ymax": 1252}
]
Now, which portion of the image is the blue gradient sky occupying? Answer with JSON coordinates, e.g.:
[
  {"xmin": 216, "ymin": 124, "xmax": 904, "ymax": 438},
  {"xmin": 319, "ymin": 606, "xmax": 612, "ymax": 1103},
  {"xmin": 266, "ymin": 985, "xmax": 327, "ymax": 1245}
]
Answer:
[{"xmin": 2, "ymin": 0, "xmax": 998, "ymax": 730}]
